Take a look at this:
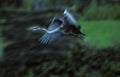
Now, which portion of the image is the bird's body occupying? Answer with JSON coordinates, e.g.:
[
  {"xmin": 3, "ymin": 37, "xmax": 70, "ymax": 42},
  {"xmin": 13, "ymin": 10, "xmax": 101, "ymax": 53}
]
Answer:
[{"xmin": 26, "ymin": 9, "xmax": 85, "ymax": 45}]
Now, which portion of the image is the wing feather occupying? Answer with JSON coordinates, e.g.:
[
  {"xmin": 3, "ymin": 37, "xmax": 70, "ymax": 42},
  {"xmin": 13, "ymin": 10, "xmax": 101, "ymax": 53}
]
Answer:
[{"xmin": 39, "ymin": 20, "xmax": 62, "ymax": 44}]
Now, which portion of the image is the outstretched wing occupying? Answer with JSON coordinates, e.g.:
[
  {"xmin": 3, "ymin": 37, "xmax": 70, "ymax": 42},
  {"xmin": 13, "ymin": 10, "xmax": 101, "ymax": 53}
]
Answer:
[
  {"xmin": 64, "ymin": 9, "xmax": 77, "ymax": 26},
  {"xmin": 63, "ymin": 9, "xmax": 85, "ymax": 35},
  {"xmin": 64, "ymin": 9, "xmax": 80, "ymax": 29},
  {"xmin": 39, "ymin": 18, "xmax": 64, "ymax": 44}
]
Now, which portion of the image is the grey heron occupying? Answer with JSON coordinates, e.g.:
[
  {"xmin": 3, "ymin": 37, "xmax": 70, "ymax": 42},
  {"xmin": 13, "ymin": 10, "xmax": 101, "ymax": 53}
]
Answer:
[{"xmin": 26, "ymin": 9, "xmax": 85, "ymax": 45}]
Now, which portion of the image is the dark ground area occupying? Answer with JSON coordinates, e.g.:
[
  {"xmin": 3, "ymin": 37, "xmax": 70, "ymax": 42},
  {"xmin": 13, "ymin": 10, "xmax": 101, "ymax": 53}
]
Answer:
[{"xmin": 0, "ymin": 36, "xmax": 120, "ymax": 77}]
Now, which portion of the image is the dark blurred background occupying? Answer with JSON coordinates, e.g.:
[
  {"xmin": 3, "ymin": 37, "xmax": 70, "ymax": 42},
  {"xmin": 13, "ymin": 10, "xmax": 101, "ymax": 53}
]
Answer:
[{"xmin": 0, "ymin": 0, "xmax": 120, "ymax": 77}]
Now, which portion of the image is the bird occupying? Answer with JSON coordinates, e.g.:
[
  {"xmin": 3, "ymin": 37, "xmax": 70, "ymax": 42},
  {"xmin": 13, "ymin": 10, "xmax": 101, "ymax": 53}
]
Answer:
[{"xmin": 26, "ymin": 9, "xmax": 85, "ymax": 45}]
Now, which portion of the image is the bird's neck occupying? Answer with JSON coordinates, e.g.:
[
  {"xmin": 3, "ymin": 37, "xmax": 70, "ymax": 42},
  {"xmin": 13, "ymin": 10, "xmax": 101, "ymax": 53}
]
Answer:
[{"xmin": 43, "ymin": 27, "xmax": 60, "ymax": 34}]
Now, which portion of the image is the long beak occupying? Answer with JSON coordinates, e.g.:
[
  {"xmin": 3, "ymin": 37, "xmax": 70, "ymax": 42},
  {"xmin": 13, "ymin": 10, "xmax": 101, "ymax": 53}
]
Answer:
[
  {"xmin": 71, "ymin": 34, "xmax": 84, "ymax": 39},
  {"xmin": 79, "ymin": 29, "xmax": 85, "ymax": 36}
]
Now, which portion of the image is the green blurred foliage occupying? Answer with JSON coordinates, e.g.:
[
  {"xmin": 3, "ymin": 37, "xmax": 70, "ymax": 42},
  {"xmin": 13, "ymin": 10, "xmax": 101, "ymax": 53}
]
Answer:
[
  {"xmin": 1, "ymin": 43, "xmax": 119, "ymax": 77},
  {"xmin": 79, "ymin": 20, "xmax": 120, "ymax": 47},
  {"xmin": 22, "ymin": 0, "xmax": 33, "ymax": 11},
  {"xmin": 81, "ymin": 0, "xmax": 120, "ymax": 20}
]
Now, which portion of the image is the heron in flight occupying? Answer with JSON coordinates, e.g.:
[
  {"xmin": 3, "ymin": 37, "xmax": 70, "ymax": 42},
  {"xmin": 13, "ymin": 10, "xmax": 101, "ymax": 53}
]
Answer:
[{"xmin": 26, "ymin": 9, "xmax": 85, "ymax": 45}]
